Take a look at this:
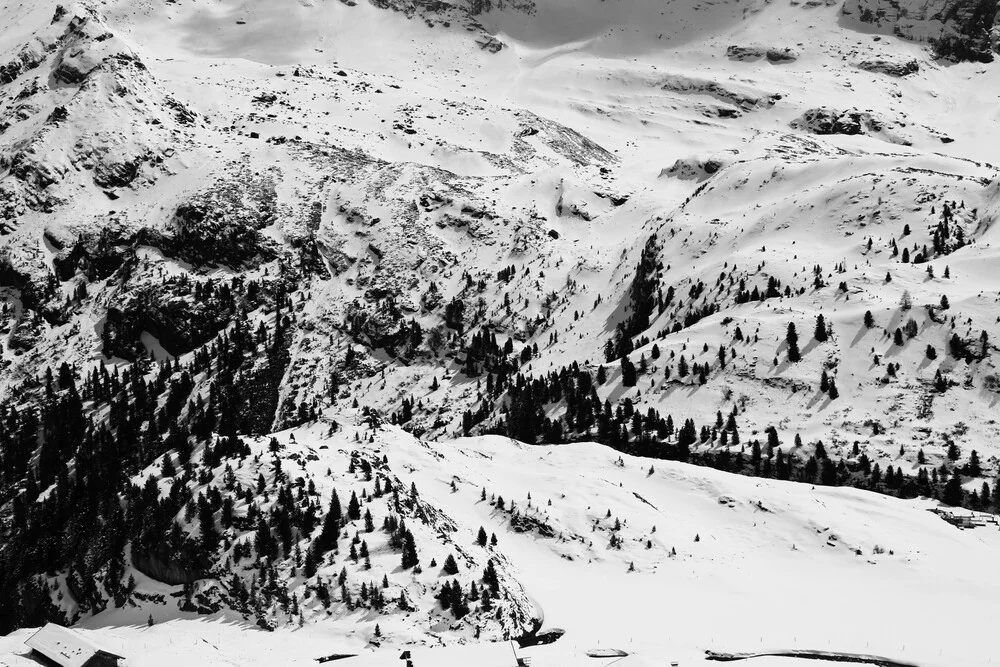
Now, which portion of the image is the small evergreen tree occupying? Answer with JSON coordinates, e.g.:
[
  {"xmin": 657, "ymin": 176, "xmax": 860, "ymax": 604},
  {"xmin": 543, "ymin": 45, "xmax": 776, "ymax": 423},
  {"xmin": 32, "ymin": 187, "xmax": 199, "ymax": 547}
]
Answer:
[
  {"xmin": 786, "ymin": 323, "xmax": 801, "ymax": 362},
  {"xmin": 943, "ymin": 471, "xmax": 964, "ymax": 506},
  {"xmin": 814, "ymin": 315, "xmax": 828, "ymax": 342},
  {"xmin": 401, "ymin": 530, "xmax": 419, "ymax": 569},
  {"xmin": 443, "ymin": 553, "xmax": 460, "ymax": 575},
  {"xmin": 620, "ymin": 356, "xmax": 637, "ymax": 387}
]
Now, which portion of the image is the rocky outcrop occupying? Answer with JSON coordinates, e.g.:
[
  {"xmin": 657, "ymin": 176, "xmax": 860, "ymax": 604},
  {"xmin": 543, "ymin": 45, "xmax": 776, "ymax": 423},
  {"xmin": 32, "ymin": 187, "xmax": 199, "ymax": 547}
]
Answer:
[
  {"xmin": 100, "ymin": 273, "xmax": 272, "ymax": 360},
  {"xmin": 842, "ymin": 0, "xmax": 999, "ymax": 61},
  {"xmin": 49, "ymin": 226, "xmax": 130, "ymax": 281},
  {"xmin": 467, "ymin": 0, "xmax": 536, "ymax": 16},
  {"xmin": 856, "ymin": 58, "xmax": 920, "ymax": 76},
  {"xmin": 790, "ymin": 107, "xmax": 911, "ymax": 145},
  {"xmin": 659, "ymin": 150, "xmax": 741, "ymax": 181},
  {"xmin": 513, "ymin": 110, "xmax": 618, "ymax": 167},
  {"xmin": 132, "ymin": 547, "xmax": 209, "ymax": 586},
  {"xmin": 0, "ymin": 43, "xmax": 47, "ymax": 86},
  {"xmin": 0, "ymin": 4, "xmax": 199, "ymax": 223},
  {"xmin": 726, "ymin": 45, "xmax": 800, "ymax": 62},
  {"xmin": 659, "ymin": 74, "xmax": 782, "ymax": 111},
  {"xmin": 92, "ymin": 154, "xmax": 149, "ymax": 189},
  {"xmin": 171, "ymin": 172, "xmax": 279, "ymax": 268}
]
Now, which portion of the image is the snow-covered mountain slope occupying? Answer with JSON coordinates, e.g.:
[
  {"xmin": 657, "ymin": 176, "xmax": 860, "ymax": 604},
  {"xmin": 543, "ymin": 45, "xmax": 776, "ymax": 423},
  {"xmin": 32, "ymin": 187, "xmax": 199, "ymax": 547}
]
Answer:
[
  {"xmin": 3, "ymin": 0, "xmax": 1000, "ymax": 661},
  {"xmin": 2, "ymin": 421, "xmax": 999, "ymax": 666}
]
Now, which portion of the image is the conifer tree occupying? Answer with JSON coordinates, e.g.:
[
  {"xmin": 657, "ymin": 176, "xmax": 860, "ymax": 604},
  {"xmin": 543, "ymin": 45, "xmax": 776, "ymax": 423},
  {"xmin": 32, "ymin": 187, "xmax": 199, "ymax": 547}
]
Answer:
[
  {"xmin": 620, "ymin": 356, "xmax": 637, "ymax": 387},
  {"xmin": 443, "ymin": 553, "xmax": 459, "ymax": 575},
  {"xmin": 401, "ymin": 530, "xmax": 419, "ymax": 569},
  {"xmin": 786, "ymin": 323, "xmax": 801, "ymax": 362},
  {"xmin": 943, "ymin": 471, "xmax": 964, "ymax": 506},
  {"xmin": 814, "ymin": 315, "xmax": 828, "ymax": 342}
]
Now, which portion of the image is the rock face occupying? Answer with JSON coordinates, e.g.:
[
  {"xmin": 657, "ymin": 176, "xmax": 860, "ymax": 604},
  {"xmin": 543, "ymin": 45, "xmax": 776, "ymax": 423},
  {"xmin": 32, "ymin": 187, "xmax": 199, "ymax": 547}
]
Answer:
[
  {"xmin": 0, "ymin": 4, "xmax": 199, "ymax": 222},
  {"xmin": 842, "ymin": 0, "xmax": 1000, "ymax": 61},
  {"xmin": 659, "ymin": 150, "xmax": 741, "ymax": 181},
  {"xmin": 659, "ymin": 74, "xmax": 782, "ymax": 112},
  {"xmin": 790, "ymin": 107, "xmax": 911, "ymax": 145},
  {"xmin": 856, "ymin": 58, "xmax": 920, "ymax": 76},
  {"xmin": 726, "ymin": 45, "xmax": 800, "ymax": 62}
]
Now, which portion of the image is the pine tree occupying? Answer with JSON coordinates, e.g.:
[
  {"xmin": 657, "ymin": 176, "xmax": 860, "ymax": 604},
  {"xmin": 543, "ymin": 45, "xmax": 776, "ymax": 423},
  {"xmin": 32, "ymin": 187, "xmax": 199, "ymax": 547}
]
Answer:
[
  {"xmin": 348, "ymin": 491, "xmax": 361, "ymax": 521},
  {"xmin": 443, "ymin": 553, "xmax": 459, "ymax": 575},
  {"xmin": 477, "ymin": 526, "xmax": 488, "ymax": 547},
  {"xmin": 401, "ymin": 530, "xmax": 419, "ymax": 569},
  {"xmin": 900, "ymin": 290, "xmax": 913, "ymax": 310},
  {"xmin": 316, "ymin": 491, "xmax": 342, "ymax": 556},
  {"xmin": 943, "ymin": 471, "xmax": 964, "ymax": 506},
  {"xmin": 966, "ymin": 450, "xmax": 982, "ymax": 477},
  {"xmin": 814, "ymin": 315, "xmax": 828, "ymax": 342},
  {"xmin": 161, "ymin": 453, "xmax": 176, "ymax": 478},
  {"xmin": 786, "ymin": 323, "xmax": 800, "ymax": 362},
  {"xmin": 198, "ymin": 496, "xmax": 219, "ymax": 552},
  {"xmin": 620, "ymin": 356, "xmax": 637, "ymax": 387},
  {"xmin": 304, "ymin": 547, "xmax": 317, "ymax": 577}
]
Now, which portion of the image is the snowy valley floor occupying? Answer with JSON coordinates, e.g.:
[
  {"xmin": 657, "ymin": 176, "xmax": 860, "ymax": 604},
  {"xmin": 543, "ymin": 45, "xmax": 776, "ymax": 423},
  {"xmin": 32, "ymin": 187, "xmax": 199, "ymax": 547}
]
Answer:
[{"xmin": 2, "ymin": 424, "xmax": 997, "ymax": 667}]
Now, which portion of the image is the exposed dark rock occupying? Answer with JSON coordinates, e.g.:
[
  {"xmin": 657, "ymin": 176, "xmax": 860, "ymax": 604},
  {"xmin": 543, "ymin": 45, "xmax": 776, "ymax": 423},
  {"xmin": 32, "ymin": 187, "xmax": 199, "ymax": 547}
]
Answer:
[
  {"xmin": 0, "ymin": 44, "xmax": 46, "ymax": 86},
  {"xmin": 93, "ymin": 155, "xmax": 145, "ymax": 188},
  {"xmin": 791, "ymin": 107, "xmax": 892, "ymax": 137},
  {"xmin": 857, "ymin": 58, "xmax": 920, "ymax": 76},
  {"xmin": 727, "ymin": 45, "xmax": 800, "ymax": 62},
  {"xmin": 132, "ymin": 547, "xmax": 209, "ymax": 586},
  {"xmin": 50, "ymin": 226, "xmax": 131, "ymax": 281},
  {"xmin": 842, "ymin": 0, "xmax": 1000, "ymax": 62},
  {"xmin": 509, "ymin": 512, "xmax": 556, "ymax": 537}
]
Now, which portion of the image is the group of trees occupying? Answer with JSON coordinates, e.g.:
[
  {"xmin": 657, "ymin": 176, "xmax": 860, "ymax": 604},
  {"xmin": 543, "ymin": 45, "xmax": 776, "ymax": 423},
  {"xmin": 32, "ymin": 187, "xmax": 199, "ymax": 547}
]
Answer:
[{"xmin": 0, "ymin": 282, "xmax": 309, "ymax": 632}]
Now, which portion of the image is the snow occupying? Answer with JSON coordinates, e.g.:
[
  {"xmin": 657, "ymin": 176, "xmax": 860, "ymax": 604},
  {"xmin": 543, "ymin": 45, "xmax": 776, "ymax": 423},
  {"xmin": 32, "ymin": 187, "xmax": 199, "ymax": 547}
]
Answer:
[
  {"xmin": 3, "ymin": 0, "xmax": 1000, "ymax": 663},
  {"xmin": 3, "ymin": 421, "xmax": 997, "ymax": 666}
]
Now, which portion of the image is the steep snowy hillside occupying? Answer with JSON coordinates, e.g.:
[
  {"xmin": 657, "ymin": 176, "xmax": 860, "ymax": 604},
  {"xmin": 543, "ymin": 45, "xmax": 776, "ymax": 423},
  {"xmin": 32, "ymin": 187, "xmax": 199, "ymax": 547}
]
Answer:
[
  {"xmin": 3, "ymin": 0, "xmax": 1000, "ymax": 661},
  {"xmin": 2, "ymin": 421, "xmax": 999, "ymax": 666}
]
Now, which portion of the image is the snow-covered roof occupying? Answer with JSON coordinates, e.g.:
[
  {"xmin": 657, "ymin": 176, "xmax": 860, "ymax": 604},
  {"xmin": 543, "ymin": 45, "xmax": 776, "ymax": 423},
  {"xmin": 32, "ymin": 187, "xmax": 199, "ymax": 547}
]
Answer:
[{"xmin": 24, "ymin": 623, "xmax": 123, "ymax": 667}]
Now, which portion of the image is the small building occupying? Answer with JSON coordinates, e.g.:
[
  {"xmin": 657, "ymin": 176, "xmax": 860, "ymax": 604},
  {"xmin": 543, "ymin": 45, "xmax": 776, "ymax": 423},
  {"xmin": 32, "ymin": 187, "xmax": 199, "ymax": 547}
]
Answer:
[{"xmin": 24, "ymin": 623, "xmax": 124, "ymax": 667}]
